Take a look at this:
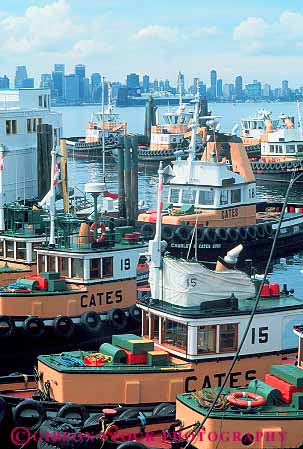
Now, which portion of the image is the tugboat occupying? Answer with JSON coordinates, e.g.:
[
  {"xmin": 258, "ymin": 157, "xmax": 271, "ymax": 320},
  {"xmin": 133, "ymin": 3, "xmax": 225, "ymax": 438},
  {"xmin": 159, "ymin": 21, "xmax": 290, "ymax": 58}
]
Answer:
[
  {"xmin": 173, "ymin": 324, "xmax": 303, "ymax": 449},
  {"xmin": 66, "ymin": 82, "xmax": 127, "ymax": 158},
  {"xmin": 137, "ymin": 82, "xmax": 208, "ymax": 165},
  {"xmin": 137, "ymin": 99, "xmax": 303, "ymax": 263},
  {"xmin": 241, "ymin": 109, "xmax": 281, "ymax": 158},
  {"xmin": 250, "ymin": 106, "xmax": 303, "ymax": 183},
  {"xmin": 2, "ymin": 163, "xmax": 302, "ymax": 424},
  {"xmin": 0, "ymin": 150, "xmax": 146, "ymax": 373}
]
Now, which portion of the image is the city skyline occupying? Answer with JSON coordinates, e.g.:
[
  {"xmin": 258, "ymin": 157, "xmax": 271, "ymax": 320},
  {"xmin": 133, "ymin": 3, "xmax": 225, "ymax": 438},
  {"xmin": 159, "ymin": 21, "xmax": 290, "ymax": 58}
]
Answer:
[{"xmin": 1, "ymin": 0, "xmax": 303, "ymax": 84}]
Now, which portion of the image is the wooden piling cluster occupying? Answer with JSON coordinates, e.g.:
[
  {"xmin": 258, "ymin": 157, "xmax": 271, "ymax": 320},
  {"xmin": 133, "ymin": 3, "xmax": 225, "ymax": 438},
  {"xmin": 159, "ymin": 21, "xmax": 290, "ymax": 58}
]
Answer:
[{"xmin": 118, "ymin": 136, "xmax": 139, "ymax": 224}]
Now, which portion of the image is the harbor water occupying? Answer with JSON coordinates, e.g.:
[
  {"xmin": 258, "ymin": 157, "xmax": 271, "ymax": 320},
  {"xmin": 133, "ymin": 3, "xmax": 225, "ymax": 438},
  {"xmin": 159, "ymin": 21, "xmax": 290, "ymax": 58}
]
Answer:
[{"xmin": 55, "ymin": 102, "xmax": 303, "ymax": 298}]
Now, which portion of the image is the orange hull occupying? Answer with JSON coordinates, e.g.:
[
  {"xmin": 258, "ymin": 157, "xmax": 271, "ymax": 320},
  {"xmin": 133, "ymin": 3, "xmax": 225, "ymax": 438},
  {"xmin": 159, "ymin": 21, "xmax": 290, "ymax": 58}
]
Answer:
[{"xmin": 37, "ymin": 351, "xmax": 295, "ymax": 405}]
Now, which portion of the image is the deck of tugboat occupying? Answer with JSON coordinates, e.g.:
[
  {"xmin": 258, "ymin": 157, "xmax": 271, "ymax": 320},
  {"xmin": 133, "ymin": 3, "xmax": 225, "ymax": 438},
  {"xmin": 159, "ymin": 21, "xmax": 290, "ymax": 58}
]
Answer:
[
  {"xmin": 177, "ymin": 391, "xmax": 303, "ymax": 419},
  {"xmin": 138, "ymin": 295, "xmax": 303, "ymax": 319},
  {"xmin": 37, "ymin": 352, "xmax": 193, "ymax": 373}
]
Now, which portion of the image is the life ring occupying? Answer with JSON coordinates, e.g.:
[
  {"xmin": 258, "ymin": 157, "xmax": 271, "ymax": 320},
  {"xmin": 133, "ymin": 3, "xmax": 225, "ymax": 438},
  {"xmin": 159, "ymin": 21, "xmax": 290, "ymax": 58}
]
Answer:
[
  {"xmin": 204, "ymin": 227, "xmax": 216, "ymax": 242},
  {"xmin": 0, "ymin": 315, "xmax": 15, "ymax": 338},
  {"xmin": 90, "ymin": 221, "xmax": 106, "ymax": 243},
  {"xmin": 226, "ymin": 391, "xmax": 266, "ymax": 409},
  {"xmin": 80, "ymin": 311, "xmax": 103, "ymax": 334},
  {"xmin": 256, "ymin": 224, "xmax": 266, "ymax": 239},
  {"xmin": 175, "ymin": 226, "xmax": 191, "ymax": 242},
  {"xmin": 161, "ymin": 226, "xmax": 174, "ymax": 241},
  {"xmin": 128, "ymin": 305, "xmax": 141, "ymax": 324},
  {"xmin": 56, "ymin": 403, "xmax": 88, "ymax": 421},
  {"xmin": 215, "ymin": 228, "xmax": 228, "ymax": 241},
  {"xmin": 246, "ymin": 225, "xmax": 257, "ymax": 240},
  {"xmin": 141, "ymin": 223, "xmax": 155, "ymax": 239},
  {"xmin": 226, "ymin": 227, "xmax": 239, "ymax": 242},
  {"xmin": 23, "ymin": 316, "xmax": 45, "ymax": 338},
  {"xmin": 52, "ymin": 316, "xmax": 74, "ymax": 339},
  {"xmin": 108, "ymin": 308, "xmax": 128, "ymax": 331},
  {"xmin": 13, "ymin": 399, "xmax": 46, "ymax": 431}
]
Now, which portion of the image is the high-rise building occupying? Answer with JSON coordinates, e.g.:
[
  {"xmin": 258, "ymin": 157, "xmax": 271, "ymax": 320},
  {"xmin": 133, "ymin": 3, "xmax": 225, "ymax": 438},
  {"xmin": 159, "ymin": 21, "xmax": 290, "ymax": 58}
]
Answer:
[
  {"xmin": 282, "ymin": 80, "xmax": 289, "ymax": 97},
  {"xmin": 0, "ymin": 75, "xmax": 9, "ymax": 89},
  {"xmin": 210, "ymin": 70, "xmax": 217, "ymax": 99},
  {"xmin": 223, "ymin": 83, "xmax": 234, "ymax": 99},
  {"xmin": 192, "ymin": 77, "xmax": 199, "ymax": 95},
  {"xmin": 75, "ymin": 65, "xmax": 86, "ymax": 101},
  {"xmin": 153, "ymin": 80, "xmax": 159, "ymax": 92},
  {"xmin": 235, "ymin": 76, "xmax": 243, "ymax": 98},
  {"xmin": 54, "ymin": 64, "xmax": 65, "ymax": 74},
  {"xmin": 263, "ymin": 83, "xmax": 271, "ymax": 98},
  {"xmin": 177, "ymin": 71, "xmax": 185, "ymax": 95},
  {"xmin": 245, "ymin": 80, "xmax": 262, "ymax": 99},
  {"xmin": 15, "ymin": 66, "xmax": 28, "ymax": 88},
  {"xmin": 198, "ymin": 81, "xmax": 207, "ymax": 99},
  {"xmin": 216, "ymin": 79, "xmax": 223, "ymax": 98},
  {"xmin": 127, "ymin": 73, "xmax": 140, "ymax": 96},
  {"xmin": 22, "ymin": 78, "xmax": 34, "ymax": 88},
  {"xmin": 40, "ymin": 74, "xmax": 52, "ymax": 89},
  {"xmin": 91, "ymin": 73, "xmax": 101, "ymax": 103},
  {"xmin": 164, "ymin": 79, "xmax": 170, "ymax": 92},
  {"xmin": 64, "ymin": 74, "xmax": 80, "ymax": 103},
  {"xmin": 142, "ymin": 75, "xmax": 150, "ymax": 93}
]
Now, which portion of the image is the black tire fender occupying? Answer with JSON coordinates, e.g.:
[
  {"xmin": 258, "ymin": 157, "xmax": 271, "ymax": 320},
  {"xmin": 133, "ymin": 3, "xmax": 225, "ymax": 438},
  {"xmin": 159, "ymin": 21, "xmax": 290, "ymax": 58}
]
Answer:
[
  {"xmin": 13, "ymin": 399, "xmax": 46, "ymax": 431},
  {"xmin": 56, "ymin": 402, "xmax": 88, "ymax": 421},
  {"xmin": 128, "ymin": 305, "xmax": 141, "ymax": 324},
  {"xmin": 52, "ymin": 316, "xmax": 74, "ymax": 339},
  {"xmin": 108, "ymin": 308, "xmax": 128, "ymax": 331},
  {"xmin": 80, "ymin": 311, "xmax": 103, "ymax": 335},
  {"xmin": 0, "ymin": 315, "xmax": 15, "ymax": 338},
  {"xmin": 141, "ymin": 223, "xmax": 155, "ymax": 240},
  {"xmin": 23, "ymin": 316, "xmax": 45, "ymax": 338}
]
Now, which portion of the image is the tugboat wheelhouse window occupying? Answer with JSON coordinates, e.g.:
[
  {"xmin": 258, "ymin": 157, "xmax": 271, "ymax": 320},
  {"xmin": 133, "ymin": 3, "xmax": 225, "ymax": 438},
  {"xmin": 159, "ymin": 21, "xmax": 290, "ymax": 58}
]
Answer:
[
  {"xmin": 198, "ymin": 190, "xmax": 214, "ymax": 206},
  {"xmin": 269, "ymin": 145, "xmax": 275, "ymax": 153},
  {"xmin": 220, "ymin": 190, "xmax": 229, "ymax": 205},
  {"xmin": 16, "ymin": 242, "xmax": 26, "ymax": 260},
  {"xmin": 181, "ymin": 189, "xmax": 196, "ymax": 204},
  {"xmin": 102, "ymin": 257, "xmax": 113, "ymax": 277},
  {"xmin": 6, "ymin": 119, "xmax": 17, "ymax": 134},
  {"xmin": 163, "ymin": 319, "xmax": 187, "ymax": 351},
  {"xmin": 169, "ymin": 188, "xmax": 180, "ymax": 203},
  {"xmin": 275, "ymin": 145, "xmax": 283, "ymax": 154},
  {"xmin": 197, "ymin": 325, "xmax": 216, "ymax": 354},
  {"xmin": 71, "ymin": 258, "xmax": 84, "ymax": 279},
  {"xmin": 286, "ymin": 145, "xmax": 296, "ymax": 153},
  {"xmin": 0, "ymin": 240, "xmax": 3, "ymax": 257},
  {"xmin": 47, "ymin": 255, "xmax": 56, "ymax": 272},
  {"xmin": 219, "ymin": 323, "xmax": 238, "ymax": 352},
  {"xmin": 90, "ymin": 258, "xmax": 100, "ymax": 279},
  {"xmin": 298, "ymin": 144, "xmax": 303, "ymax": 152},
  {"xmin": 58, "ymin": 257, "xmax": 69, "ymax": 277},
  {"xmin": 231, "ymin": 189, "xmax": 241, "ymax": 203},
  {"xmin": 6, "ymin": 241, "xmax": 14, "ymax": 258}
]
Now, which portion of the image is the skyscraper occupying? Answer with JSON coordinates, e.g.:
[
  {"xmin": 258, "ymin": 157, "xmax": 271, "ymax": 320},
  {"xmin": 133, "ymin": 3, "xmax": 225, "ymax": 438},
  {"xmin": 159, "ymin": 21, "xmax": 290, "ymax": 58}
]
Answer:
[
  {"xmin": 40, "ymin": 74, "xmax": 52, "ymax": 89},
  {"xmin": 177, "ymin": 71, "xmax": 185, "ymax": 95},
  {"xmin": 15, "ymin": 66, "xmax": 28, "ymax": 88},
  {"xmin": 235, "ymin": 76, "xmax": 243, "ymax": 98},
  {"xmin": 198, "ymin": 81, "xmax": 207, "ymax": 99},
  {"xmin": 216, "ymin": 79, "xmax": 223, "ymax": 98},
  {"xmin": 210, "ymin": 70, "xmax": 217, "ymax": 99},
  {"xmin": 75, "ymin": 65, "xmax": 86, "ymax": 101},
  {"xmin": 282, "ymin": 80, "xmax": 289, "ymax": 97},
  {"xmin": 64, "ymin": 74, "xmax": 80, "ymax": 103},
  {"xmin": 91, "ymin": 73, "xmax": 101, "ymax": 103},
  {"xmin": 127, "ymin": 73, "xmax": 140, "ymax": 96},
  {"xmin": 54, "ymin": 64, "xmax": 65, "ymax": 74},
  {"xmin": 142, "ymin": 75, "xmax": 150, "ymax": 93},
  {"xmin": 0, "ymin": 75, "xmax": 10, "ymax": 89}
]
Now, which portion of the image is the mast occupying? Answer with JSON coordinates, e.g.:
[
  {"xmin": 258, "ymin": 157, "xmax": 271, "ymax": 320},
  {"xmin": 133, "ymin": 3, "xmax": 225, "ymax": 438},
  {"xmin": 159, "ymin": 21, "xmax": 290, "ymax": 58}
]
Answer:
[
  {"xmin": 297, "ymin": 100, "xmax": 303, "ymax": 139},
  {"xmin": 148, "ymin": 161, "xmax": 164, "ymax": 301},
  {"xmin": 49, "ymin": 148, "xmax": 57, "ymax": 247},
  {"xmin": 0, "ymin": 144, "xmax": 6, "ymax": 231},
  {"xmin": 101, "ymin": 76, "xmax": 105, "ymax": 181}
]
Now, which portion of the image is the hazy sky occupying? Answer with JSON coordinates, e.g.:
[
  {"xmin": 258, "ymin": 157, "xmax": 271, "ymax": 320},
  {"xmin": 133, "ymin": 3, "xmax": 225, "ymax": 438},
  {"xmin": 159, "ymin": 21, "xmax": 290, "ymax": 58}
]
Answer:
[{"xmin": 1, "ymin": 0, "xmax": 303, "ymax": 87}]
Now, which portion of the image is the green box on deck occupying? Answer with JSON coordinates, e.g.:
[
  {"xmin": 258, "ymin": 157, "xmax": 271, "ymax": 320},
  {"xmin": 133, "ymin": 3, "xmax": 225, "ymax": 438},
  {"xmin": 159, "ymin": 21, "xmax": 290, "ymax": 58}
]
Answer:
[
  {"xmin": 147, "ymin": 350, "xmax": 169, "ymax": 366},
  {"xmin": 114, "ymin": 226, "xmax": 134, "ymax": 243},
  {"xmin": 270, "ymin": 365, "xmax": 303, "ymax": 388},
  {"xmin": 40, "ymin": 272, "xmax": 61, "ymax": 281},
  {"xmin": 112, "ymin": 334, "xmax": 154, "ymax": 354},
  {"xmin": 47, "ymin": 279, "xmax": 65, "ymax": 292}
]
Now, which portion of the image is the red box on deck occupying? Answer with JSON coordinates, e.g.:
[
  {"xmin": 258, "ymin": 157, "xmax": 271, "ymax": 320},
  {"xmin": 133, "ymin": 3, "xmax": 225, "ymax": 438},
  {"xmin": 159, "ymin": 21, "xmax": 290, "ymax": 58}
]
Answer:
[
  {"xmin": 26, "ymin": 275, "xmax": 48, "ymax": 290},
  {"xmin": 118, "ymin": 347, "xmax": 147, "ymax": 364},
  {"xmin": 265, "ymin": 373, "xmax": 303, "ymax": 403}
]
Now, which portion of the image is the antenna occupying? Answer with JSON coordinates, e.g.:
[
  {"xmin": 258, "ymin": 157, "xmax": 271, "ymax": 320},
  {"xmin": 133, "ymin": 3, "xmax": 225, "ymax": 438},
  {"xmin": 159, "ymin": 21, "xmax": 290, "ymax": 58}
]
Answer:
[
  {"xmin": 49, "ymin": 147, "xmax": 57, "ymax": 247},
  {"xmin": 231, "ymin": 123, "xmax": 239, "ymax": 135},
  {"xmin": 101, "ymin": 76, "xmax": 105, "ymax": 181},
  {"xmin": 297, "ymin": 100, "xmax": 303, "ymax": 138}
]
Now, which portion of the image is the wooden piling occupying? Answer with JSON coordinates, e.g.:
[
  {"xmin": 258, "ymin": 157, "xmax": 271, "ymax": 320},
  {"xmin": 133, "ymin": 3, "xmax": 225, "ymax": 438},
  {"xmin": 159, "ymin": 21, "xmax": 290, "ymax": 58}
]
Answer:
[{"xmin": 37, "ymin": 124, "xmax": 53, "ymax": 199}]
